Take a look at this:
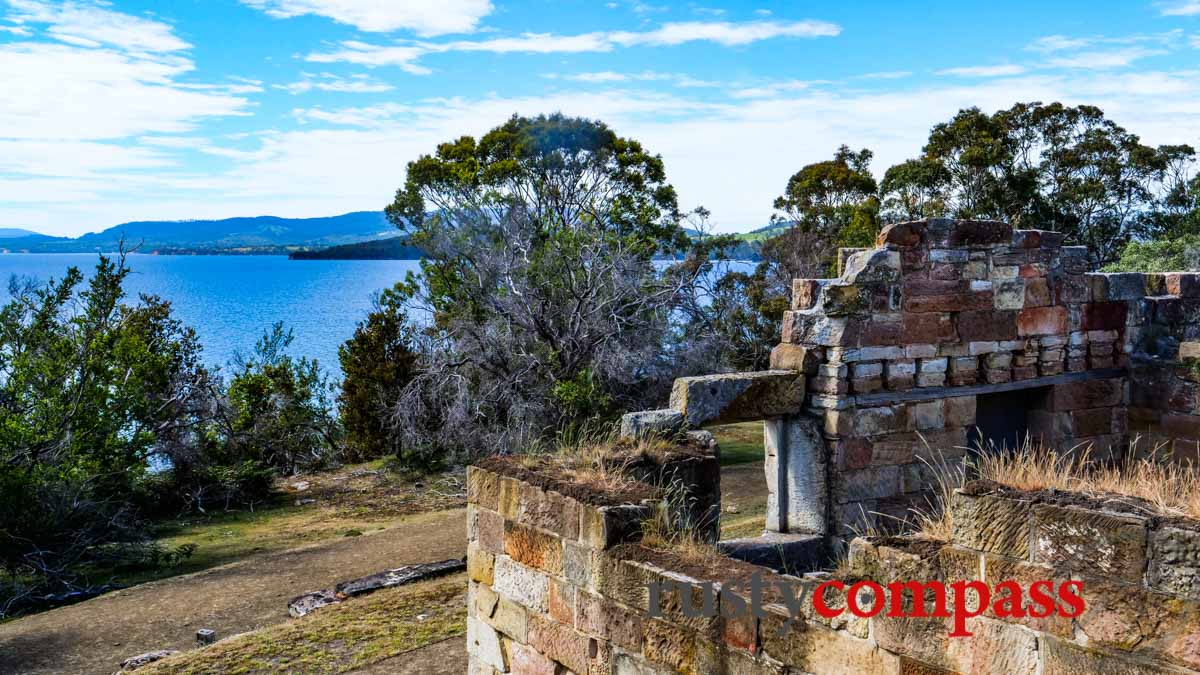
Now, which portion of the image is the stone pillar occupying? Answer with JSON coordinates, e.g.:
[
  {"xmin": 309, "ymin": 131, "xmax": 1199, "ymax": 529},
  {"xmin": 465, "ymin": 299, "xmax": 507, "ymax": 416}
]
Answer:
[{"xmin": 764, "ymin": 415, "xmax": 827, "ymax": 534}]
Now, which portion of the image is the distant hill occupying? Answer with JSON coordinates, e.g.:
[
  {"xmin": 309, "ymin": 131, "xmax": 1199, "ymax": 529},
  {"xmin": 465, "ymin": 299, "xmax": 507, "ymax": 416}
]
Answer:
[
  {"xmin": 289, "ymin": 236, "xmax": 422, "ymax": 260},
  {"xmin": 0, "ymin": 228, "xmax": 46, "ymax": 239},
  {"xmin": 5, "ymin": 212, "xmax": 401, "ymax": 253}
]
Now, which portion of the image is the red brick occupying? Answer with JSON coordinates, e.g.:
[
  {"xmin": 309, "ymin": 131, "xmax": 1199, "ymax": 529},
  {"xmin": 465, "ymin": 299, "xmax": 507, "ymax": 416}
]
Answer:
[
  {"xmin": 1017, "ymin": 306, "xmax": 1068, "ymax": 336},
  {"xmin": 1163, "ymin": 413, "xmax": 1200, "ymax": 441},
  {"xmin": 1082, "ymin": 302, "xmax": 1128, "ymax": 331},
  {"xmin": 1049, "ymin": 379, "xmax": 1124, "ymax": 411},
  {"xmin": 905, "ymin": 292, "xmax": 992, "ymax": 313},
  {"xmin": 1071, "ymin": 408, "xmax": 1112, "ymax": 437},
  {"xmin": 957, "ymin": 310, "xmax": 1018, "ymax": 342},
  {"xmin": 902, "ymin": 313, "xmax": 957, "ymax": 343}
]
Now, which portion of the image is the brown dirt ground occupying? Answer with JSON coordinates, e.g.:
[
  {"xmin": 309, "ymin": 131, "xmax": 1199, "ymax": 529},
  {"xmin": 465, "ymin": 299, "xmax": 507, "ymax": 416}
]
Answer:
[{"xmin": 0, "ymin": 508, "xmax": 467, "ymax": 675}]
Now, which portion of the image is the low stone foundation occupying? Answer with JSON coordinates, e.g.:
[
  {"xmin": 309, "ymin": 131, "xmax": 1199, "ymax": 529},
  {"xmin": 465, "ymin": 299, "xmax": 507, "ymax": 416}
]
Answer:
[{"xmin": 467, "ymin": 460, "xmax": 1200, "ymax": 674}]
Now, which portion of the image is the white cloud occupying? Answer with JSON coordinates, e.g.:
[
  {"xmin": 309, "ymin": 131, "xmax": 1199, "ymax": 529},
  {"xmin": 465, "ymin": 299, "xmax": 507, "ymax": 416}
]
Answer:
[
  {"xmin": 1043, "ymin": 47, "xmax": 1165, "ymax": 69},
  {"xmin": 0, "ymin": 42, "xmax": 248, "ymax": 141},
  {"xmin": 609, "ymin": 20, "xmax": 841, "ymax": 47},
  {"xmin": 239, "ymin": 0, "xmax": 493, "ymax": 35},
  {"xmin": 1160, "ymin": 0, "xmax": 1200, "ymax": 16},
  {"xmin": 0, "ymin": 23, "xmax": 30, "ymax": 35},
  {"xmin": 101, "ymin": 69, "xmax": 1200, "ymax": 237},
  {"xmin": 546, "ymin": 70, "xmax": 720, "ymax": 87},
  {"xmin": 304, "ymin": 20, "xmax": 843, "ymax": 71},
  {"xmin": 275, "ymin": 72, "xmax": 394, "ymax": 94},
  {"xmin": 729, "ymin": 79, "xmax": 818, "ymax": 98},
  {"xmin": 937, "ymin": 64, "xmax": 1026, "ymax": 77},
  {"xmin": 7, "ymin": 0, "xmax": 190, "ymax": 52},
  {"xmin": 304, "ymin": 41, "xmax": 430, "ymax": 73},
  {"xmin": 858, "ymin": 70, "xmax": 913, "ymax": 80}
]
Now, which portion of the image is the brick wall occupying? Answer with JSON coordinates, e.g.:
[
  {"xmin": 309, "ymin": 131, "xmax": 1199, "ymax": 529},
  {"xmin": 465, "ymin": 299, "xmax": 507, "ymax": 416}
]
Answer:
[
  {"xmin": 773, "ymin": 218, "xmax": 1200, "ymax": 539},
  {"xmin": 467, "ymin": 458, "xmax": 1200, "ymax": 673}
]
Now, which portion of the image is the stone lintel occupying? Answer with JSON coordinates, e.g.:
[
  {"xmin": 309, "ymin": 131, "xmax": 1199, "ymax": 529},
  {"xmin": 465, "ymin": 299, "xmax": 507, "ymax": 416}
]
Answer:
[{"xmin": 670, "ymin": 370, "xmax": 804, "ymax": 427}]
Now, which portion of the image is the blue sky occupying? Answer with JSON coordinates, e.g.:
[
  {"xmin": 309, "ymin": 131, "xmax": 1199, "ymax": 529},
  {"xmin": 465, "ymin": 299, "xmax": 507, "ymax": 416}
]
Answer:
[{"xmin": 4, "ymin": 0, "xmax": 1200, "ymax": 236}]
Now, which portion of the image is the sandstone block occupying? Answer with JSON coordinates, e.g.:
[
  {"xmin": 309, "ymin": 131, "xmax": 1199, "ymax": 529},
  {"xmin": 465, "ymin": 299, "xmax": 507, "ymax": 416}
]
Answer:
[
  {"xmin": 943, "ymin": 396, "xmax": 976, "ymax": 427},
  {"xmin": 1033, "ymin": 504, "xmax": 1148, "ymax": 582},
  {"xmin": 670, "ymin": 370, "xmax": 804, "ymax": 426},
  {"xmin": 1049, "ymin": 378, "xmax": 1124, "ymax": 411},
  {"xmin": 562, "ymin": 541, "xmax": 593, "ymax": 589},
  {"xmin": 950, "ymin": 490, "xmax": 1031, "ymax": 558},
  {"xmin": 768, "ymin": 342, "xmax": 820, "ymax": 372},
  {"xmin": 577, "ymin": 591, "xmax": 644, "ymax": 651},
  {"xmin": 917, "ymin": 373, "xmax": 946, "ymax": 387},
  {"xmin": 1091, "ymin": 273, "xmax": 1148, "ymax": 301},
  {"xmin": 468, "ymin": 616, "xmax": 508, "ymax": 671},
  {"xmin": 958, "ymin": 309, "xmax": 1018, "ymax": 342},
  {"xmin": 902, "ymin": 312, "xmax": 957, "ymax": 344},
  {"xmin": 967, "ymin": 340, "xmax": 999, "ymax": 355},
  {"xmin": 905, "ymin": 343, "xmax": 939, "ymax": 359},
  {"xmin": 1167, "ymin": 273, "xmax": 1200, "ymax": 298},
  {"xmin": 910, "ymin": 400, "xmax": 944, "ymax": 431},
  {"xmin": 878, "ymin": 221, "xmax": 925, "ymax": 247},
  {"xmin": 475, "ymin": 507, "xmax": 505, "ymax": 554},
  {"xmin": 854, "ymin": 405, "xmax": 907, "ymax": 436},
  {"xmin": 1017, "ymin": 306, "xmax": 1068, "ymax": 336},
  {"xmin": 1023, "ymin": 277, "xmax": 1051, "ymax": 307},
  {"xmin": 619, "ymin": 409, "xmax": 684, "ymax": 442},
  {"xmin": 1148, "ymin": 526, "xmax": 1200, "ymax": 599},
  {"xmin": 833, "ymin": 465, "xmax": 901, "ymax": 503},
  {"xmin": 943, "ymin": 616, "xmax": 1038, "ymax": 675},
  {"xmin": 494, "ymin": 555, "xmax": 550, "ymax": 613},
  {"xmin": 792, "ymin": 278, "xmax": 820, "ymax": 309},
  {"xmin": 1083, "ymin": 302, "xmax": 1128, "ymax": 331},
  {"xmin": 580, "ymin": 504, "xmax": 654, "ymax": 550},
  {"xmin": 509, "ymin": 641, "xmax": 558, "ymax": 675},
  {"xmin": 1039, "ymin": 635, "xmax": 1179, "ymax": 675},
  {"xmin": 468, "ymin": 543, "xmax": 496, "ymax": 585},
  {"xmin": 505, "ymin": 521, "xmax": 563, "ymax": 574},
  {"xmin": 643, "ymin": 618, "xmax": 697, "ymax": 674},
  {"xmin": 468, "ymin": 466, "xmax": 501, "ymax": 511},
  {"xmin": 518, "ymin": 483, "xmax": 581, "ymax": 540},
  {"xmin": 528, "ymin": 614, "xmax": 598, "ymax": 674}
]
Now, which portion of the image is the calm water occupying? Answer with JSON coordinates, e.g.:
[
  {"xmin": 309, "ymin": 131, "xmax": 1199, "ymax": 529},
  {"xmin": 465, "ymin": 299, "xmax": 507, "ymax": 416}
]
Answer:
[
  {"xmin": 0, "ymin": 253, "xmax": 422, "ymax": 378},
  {"xmin": 0, "ymin": 253, "xmax": 756, "ymax": 381}
]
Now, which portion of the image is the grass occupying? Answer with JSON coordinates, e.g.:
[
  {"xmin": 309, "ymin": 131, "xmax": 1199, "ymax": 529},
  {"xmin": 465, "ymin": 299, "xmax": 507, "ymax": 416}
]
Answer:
[
  {"xmin": 112, "ymin": 460, "xmax": 466, "ymax": 587},
  {"xmin": 708, "ymin": 421, "xmax": 765, "ymax": 466},
  {"xmin": 974, "ymin": 438, "xmax": 1200, "ymax": 520},
  {"xmin": 138, "ymin": 575, "xmax": 467, "ymax": 674},
  {"xmin": 908, "ymin": 437, "xmax": 1200, "ymax": 541}
]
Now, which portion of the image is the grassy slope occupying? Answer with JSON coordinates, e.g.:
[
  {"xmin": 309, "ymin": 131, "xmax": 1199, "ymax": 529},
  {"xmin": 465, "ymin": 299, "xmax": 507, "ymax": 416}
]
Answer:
[
  {"xmin": 113, "ymin": 461, "xmax": 465, "ymax": 587},
  {"xmin": 710, "ymin": 421, "xmax": 768, "ymax": 539},
  {"xmin": 139, "ymin": 575, "xmax": 467, "ymax": 674}
]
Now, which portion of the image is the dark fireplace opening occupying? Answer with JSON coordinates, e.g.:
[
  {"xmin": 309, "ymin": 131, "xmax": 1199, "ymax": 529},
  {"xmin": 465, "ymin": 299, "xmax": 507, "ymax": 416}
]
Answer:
[{"xmin": 972, "ymin": 387, "xmax": 1050, "ymax": 451}]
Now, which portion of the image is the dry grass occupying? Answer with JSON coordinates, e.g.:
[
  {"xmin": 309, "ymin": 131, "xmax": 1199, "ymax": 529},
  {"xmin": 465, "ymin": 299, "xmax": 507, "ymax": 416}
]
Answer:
[
  {"xmin": 906, "ymin": 436, "xmax": 1200, "ymax": 542},
  {"xmin": 516, "ymin": 424, "xmax": 678, "ymax": 495},
  {"xmin": 975, "ymin": 437, "xmax": 1200, "ymax": 520},
  {"xmin": 639, "ymin": 498, "xmax": 725, "ymax": 569}
]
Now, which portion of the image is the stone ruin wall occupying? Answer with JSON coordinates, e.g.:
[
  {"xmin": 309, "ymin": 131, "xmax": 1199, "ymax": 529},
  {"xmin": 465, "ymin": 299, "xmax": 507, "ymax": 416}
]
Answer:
[
  {"xmin": 466, "ymin": 458, "xmax": 1200, "ymax": 674},
  {"xmin": 772, "ymin": 218, "xmax": 1200, "ymax": 541},
  {"xmin": 465, "ymin": 218, "xmax": 1200, "ymax": 673}
]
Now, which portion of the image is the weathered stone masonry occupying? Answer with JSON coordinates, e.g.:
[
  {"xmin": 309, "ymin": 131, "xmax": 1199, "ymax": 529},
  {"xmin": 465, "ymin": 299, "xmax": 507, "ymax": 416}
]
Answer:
[
  {"xmin": 655, "ymin": 218, "xmax": 1200, "ymax": 548},
  {"xmin": 466, "ymin": 459, "xmax": 1200, "ymax": 673},
  {"xmin": 467, "ymin": 218, "xmax": 1200, "ymax": 673}
]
